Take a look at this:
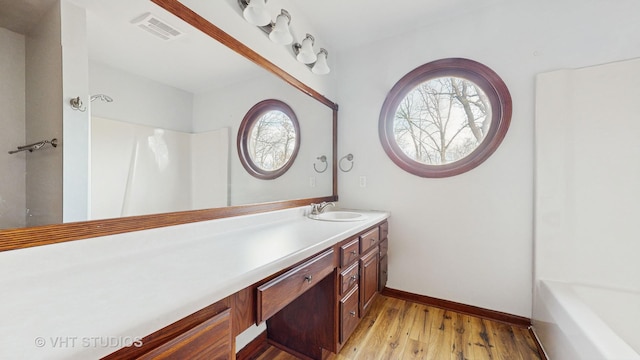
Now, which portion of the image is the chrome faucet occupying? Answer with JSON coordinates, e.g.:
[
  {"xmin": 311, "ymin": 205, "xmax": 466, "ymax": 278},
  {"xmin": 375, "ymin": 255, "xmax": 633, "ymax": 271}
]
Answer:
[{"xmin": 310, "ymin": 202, "xmax": 335, "ymax": 215}]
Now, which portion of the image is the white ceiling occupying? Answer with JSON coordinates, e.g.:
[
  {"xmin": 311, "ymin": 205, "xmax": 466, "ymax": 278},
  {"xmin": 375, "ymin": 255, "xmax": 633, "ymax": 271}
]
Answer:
[{"xmin": 0, "ymin": 0, "xmax": 507, "ymax": 93}]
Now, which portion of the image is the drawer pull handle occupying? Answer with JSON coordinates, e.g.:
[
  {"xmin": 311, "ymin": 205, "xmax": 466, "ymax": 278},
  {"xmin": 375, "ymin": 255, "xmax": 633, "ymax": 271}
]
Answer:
[
  {"xmin": 350, "ymin": 275, "xmax": 358, "ymax": 281},
  {"xmin": 349, "ymin": 311, "xmax": 356, "ymax": 317},
  {"xmin": 304, "ymin": 275, "xmax": 313, "ymax": 283},
  {"xmin": 370, "ymin": 238, "xmax": 376, "ymax": 242},
  {"xmin": 350, "ymin": 250, "xmax": 357, "ymax": 255}
]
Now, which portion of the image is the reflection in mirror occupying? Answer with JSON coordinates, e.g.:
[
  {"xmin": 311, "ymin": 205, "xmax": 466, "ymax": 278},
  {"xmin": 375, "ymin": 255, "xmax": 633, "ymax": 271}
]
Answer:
[
  {"xmin": 0, "ymin": 0, "xmax": 334, "ymax": 228},
  {"xmin": 238, "ymin": 99, "xmax": 300, "ymax": 180}
]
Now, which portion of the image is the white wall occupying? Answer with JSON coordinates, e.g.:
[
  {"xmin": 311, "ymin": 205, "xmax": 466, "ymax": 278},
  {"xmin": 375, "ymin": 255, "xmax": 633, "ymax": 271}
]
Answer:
[
  {"xmin": 89, "ymin": 61, "xmax": 194, "ymax": 132},
  {"xmin": 535, "ymin": 58, "xmax": 640, "ymax": 291},
  {"xmin": 0, "ymin": 28, "xmax": 26, "ymax": 229},
  {"xmin": 193, "ymin": 74, "xmax": 333, "ymax": 206},
  {"xmin": 334, "ymin": 0, "xmax": 640, "ymax": 317},
  {"xmin": 25, "ymin": 1, "xmax": 64, "ymax": 227},
  {"xmin": 61, "ymin": 0, "xmax": 90, "ymax": 222}
]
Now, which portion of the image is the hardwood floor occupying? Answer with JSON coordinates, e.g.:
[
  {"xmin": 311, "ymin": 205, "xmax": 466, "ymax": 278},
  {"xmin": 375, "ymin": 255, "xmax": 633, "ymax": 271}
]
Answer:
[{"xmin": 253, "ymin": 295, "xmax": 543, "ymax": 360}]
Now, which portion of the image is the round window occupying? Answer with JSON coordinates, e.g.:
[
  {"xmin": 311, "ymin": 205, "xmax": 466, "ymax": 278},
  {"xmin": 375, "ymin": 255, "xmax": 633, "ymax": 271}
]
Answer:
[
  {"xmin": 379, "ymin": 58, "xmax": 512, "ymax": 178},
  {"xmin": 238, "ymin": 99, "xmax": 300, "ymax": 179}
]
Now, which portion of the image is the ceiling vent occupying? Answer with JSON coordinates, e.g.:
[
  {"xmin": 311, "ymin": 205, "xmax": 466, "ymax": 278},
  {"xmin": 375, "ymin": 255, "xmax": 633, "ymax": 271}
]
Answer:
[{"xmin": 131, "ymin": 12, "xmax": 184, "ymax": 41}]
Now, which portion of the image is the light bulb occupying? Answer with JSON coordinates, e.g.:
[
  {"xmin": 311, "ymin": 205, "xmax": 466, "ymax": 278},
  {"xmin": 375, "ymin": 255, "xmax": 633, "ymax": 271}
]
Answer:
[
  {"xmin": 243, "ymin": 0, "xmax": 270, "ymax": 26},
  {"xmin": 269, "ymin": 11, "xmax": 293, "ymax": 45},
  {"xmin": 312, "ymin": 49, "xmax": 330, "ymax": 75},
  {"xmin": 296, "ymin": 35, "xmax": 317, "ymax": 64}
]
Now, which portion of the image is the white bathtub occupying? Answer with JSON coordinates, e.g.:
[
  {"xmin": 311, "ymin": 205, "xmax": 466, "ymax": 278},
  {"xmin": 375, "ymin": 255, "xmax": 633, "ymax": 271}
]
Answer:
[{"xmin": 533, "ymin": 280, "xmax": 640, "ymax": 360}]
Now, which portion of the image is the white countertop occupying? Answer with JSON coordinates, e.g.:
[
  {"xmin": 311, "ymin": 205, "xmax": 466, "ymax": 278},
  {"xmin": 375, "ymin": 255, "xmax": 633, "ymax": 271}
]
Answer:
[{"xmin": 0, "ymin": 207, "xmax": 389, "ymax": 359}]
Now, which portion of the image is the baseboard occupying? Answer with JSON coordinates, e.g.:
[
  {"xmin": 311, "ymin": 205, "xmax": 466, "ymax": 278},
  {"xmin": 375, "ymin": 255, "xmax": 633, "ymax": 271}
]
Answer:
[
  {"xmin": 236, "ymin": 331, "xmax": 268, "ymax": 360},
  {"xmin": 381, "ymin": 287, "xmax": 531, "ymax": 328}
]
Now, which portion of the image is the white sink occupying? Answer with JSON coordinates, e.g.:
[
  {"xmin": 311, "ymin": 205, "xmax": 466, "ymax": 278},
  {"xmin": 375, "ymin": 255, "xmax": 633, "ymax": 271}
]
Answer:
[{"xmin": 309, "ymin": 211, "xmax": 367, "ymax": 222}]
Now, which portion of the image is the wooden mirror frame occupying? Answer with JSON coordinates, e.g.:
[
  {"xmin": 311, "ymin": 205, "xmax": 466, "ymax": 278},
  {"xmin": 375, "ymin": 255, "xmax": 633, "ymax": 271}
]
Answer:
[{"xmin": 0, "ymin": 0, "xmax": 338, "ymax": 252}]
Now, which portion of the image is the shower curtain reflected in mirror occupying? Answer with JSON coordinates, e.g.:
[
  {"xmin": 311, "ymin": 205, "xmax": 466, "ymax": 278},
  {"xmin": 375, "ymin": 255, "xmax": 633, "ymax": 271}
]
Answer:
[{"xmin": 91, "ymin": 116, "xmax": 229, "ymax": 220}]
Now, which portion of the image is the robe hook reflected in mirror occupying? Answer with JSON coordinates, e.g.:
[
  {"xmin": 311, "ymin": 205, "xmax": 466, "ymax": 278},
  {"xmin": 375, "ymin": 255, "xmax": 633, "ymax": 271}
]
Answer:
[
  {"xmin": 70, "ymin": 96, "xmax": 86, "ymax": 112},
  {"xmin": 313, "ymin": 155, "xmax": 328, "ymax": 173},
  {"xmin": 70, "ymin": 94, "xmax": 114, "ymax": 112},
  {"xmin": 339, "ymin": 153, "xmax": 354, "ymax": 172}
]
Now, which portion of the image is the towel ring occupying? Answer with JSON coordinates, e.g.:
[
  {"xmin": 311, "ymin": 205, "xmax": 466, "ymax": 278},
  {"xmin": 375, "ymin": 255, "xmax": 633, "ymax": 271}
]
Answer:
[
  {"xmin": 313, "ymin": 155, "xmax": 328, "ymax": 173},
  {"xmin": 339, "ymin": 154, "xmax": 354, "ymax": 172}
]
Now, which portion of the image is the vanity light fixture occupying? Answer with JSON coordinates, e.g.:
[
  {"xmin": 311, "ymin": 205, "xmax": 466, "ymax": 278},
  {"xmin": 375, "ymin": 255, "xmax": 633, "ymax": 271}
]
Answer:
[
  {"xmin": 237, "ymin": 0, "xmax": 330, "ymax": 75},
  {"xmin": 293, "ymin": 42, "xmax": 331, "ymax": 75},
  {"xmin": 293, "ymin": 34, "xmax": 317, "ymax": 64},
  {"xmin": 242, "ymin": 0, "xmax": 270, "ymax": 26},
  {"xmin": 311, "ymin": 48, "xmax": 330, "ymax": 75},
  {"xmin": 269, "ymin": 10, "xmax": 293, "ymax": 45}
]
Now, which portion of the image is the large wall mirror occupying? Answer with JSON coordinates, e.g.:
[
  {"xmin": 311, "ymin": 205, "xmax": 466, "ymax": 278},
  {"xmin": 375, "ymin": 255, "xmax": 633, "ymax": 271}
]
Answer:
[{"xmin": 0, "ymin": 0, "xmax": 337, "ymax": 249}]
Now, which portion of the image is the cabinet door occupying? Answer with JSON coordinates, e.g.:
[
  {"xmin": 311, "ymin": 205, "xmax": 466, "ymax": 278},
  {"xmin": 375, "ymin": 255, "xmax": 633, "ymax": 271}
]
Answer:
[
  {"xmin": 379, "ymin": 254, "xmax": 388, "ymax": 291},
  {"xmin": 359, "ymin": 247, "xmax": 379, "ymax": 316},
  {"xmin": 137, "ymin": 308, "xmax": 232, "ymax": 360}
]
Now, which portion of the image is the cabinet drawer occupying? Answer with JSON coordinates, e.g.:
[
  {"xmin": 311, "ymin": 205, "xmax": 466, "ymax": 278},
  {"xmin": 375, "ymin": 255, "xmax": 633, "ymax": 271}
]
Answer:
[
  {"xmin": 360, "ymin": 227, "xmax": 380, "ymax": 254},
  {"xmin": 339, "ymin": 262, "xmax": 359, "ymax": 295},
  {"xmin": 379, "ymin": 238, "xmax": 388, "ymax": 258},
  {"xmin": 257, "ymin": 249, "xmax": 334, "ymax": 323},
  {"xmin": 340, "ymin": 238, "xmax": 360, "ymax": 267},
  {"xmin": 380, "ymin": 221, "xmax": 389, "ymax": 240},
  {"xmin": 340, "ymin": 286, "xmax": 360, "ymax": 344}
]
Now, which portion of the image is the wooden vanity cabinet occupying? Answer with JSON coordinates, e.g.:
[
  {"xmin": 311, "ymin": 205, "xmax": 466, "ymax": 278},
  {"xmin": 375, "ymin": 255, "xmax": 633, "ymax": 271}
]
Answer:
[{"xmin": 104, "ymin": 220, "xmax": 389, "ymax": 360}]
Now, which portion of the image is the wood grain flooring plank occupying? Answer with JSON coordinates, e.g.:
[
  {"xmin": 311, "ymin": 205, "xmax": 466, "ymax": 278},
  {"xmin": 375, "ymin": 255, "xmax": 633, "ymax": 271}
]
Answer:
[
  {"xmin": 401, "ymin": 339, "xmax": 428, "ymax": 360},
  {"xmin": 424, "ymin": 308, "xmax": 453, "ymax": 359},
  {"xmin": 408, "ymin": 302, "xmax": 434, "ymax": 343},
  {"xmin": 338, "ymin": 295, "xmax": 387, "ymax": 359},
  {"xmin": 485, "ymin": 321, "xmax": 523, "ymax": 360},
  {"xmin": 355, "ymin": 297, "xmax": 402, "ymax": 359},
  {"xmin": 379, "ymin": 300, "xmax": 418, "ymax": 360},
  {"xmin": 469, "ymin": 315, "xmax": 495, "ymax": 359},
  {"xmin": 450, "ymin": 313, "xmax": 474, "ymax": 360},
  {"xmin": 513, "ymin": 327, "xmax": 543, "ymax": 360}
]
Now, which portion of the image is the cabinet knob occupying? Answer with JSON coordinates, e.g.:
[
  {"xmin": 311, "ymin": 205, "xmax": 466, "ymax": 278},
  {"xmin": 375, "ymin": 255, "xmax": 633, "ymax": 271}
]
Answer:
[
  {"xmin": 350, "ymin": 275, "xmax": 358, "ymax": 281},
  {"xmin": 349, "ymin": 311, "xmax": 356, "ymax": 317},
  {"xmin": 304, "ymin": 275, "xmax": 313, "ymax": 283},
  {"xmin": 350, "ymin": 250, "xmax": 357, "ymax": 255}
]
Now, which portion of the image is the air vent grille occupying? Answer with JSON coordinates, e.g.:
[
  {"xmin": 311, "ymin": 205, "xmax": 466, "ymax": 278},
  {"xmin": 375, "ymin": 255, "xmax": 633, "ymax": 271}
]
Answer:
[{"xmin": 131, "ymin": 12, "xmax": 184, "ymax": 41}]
